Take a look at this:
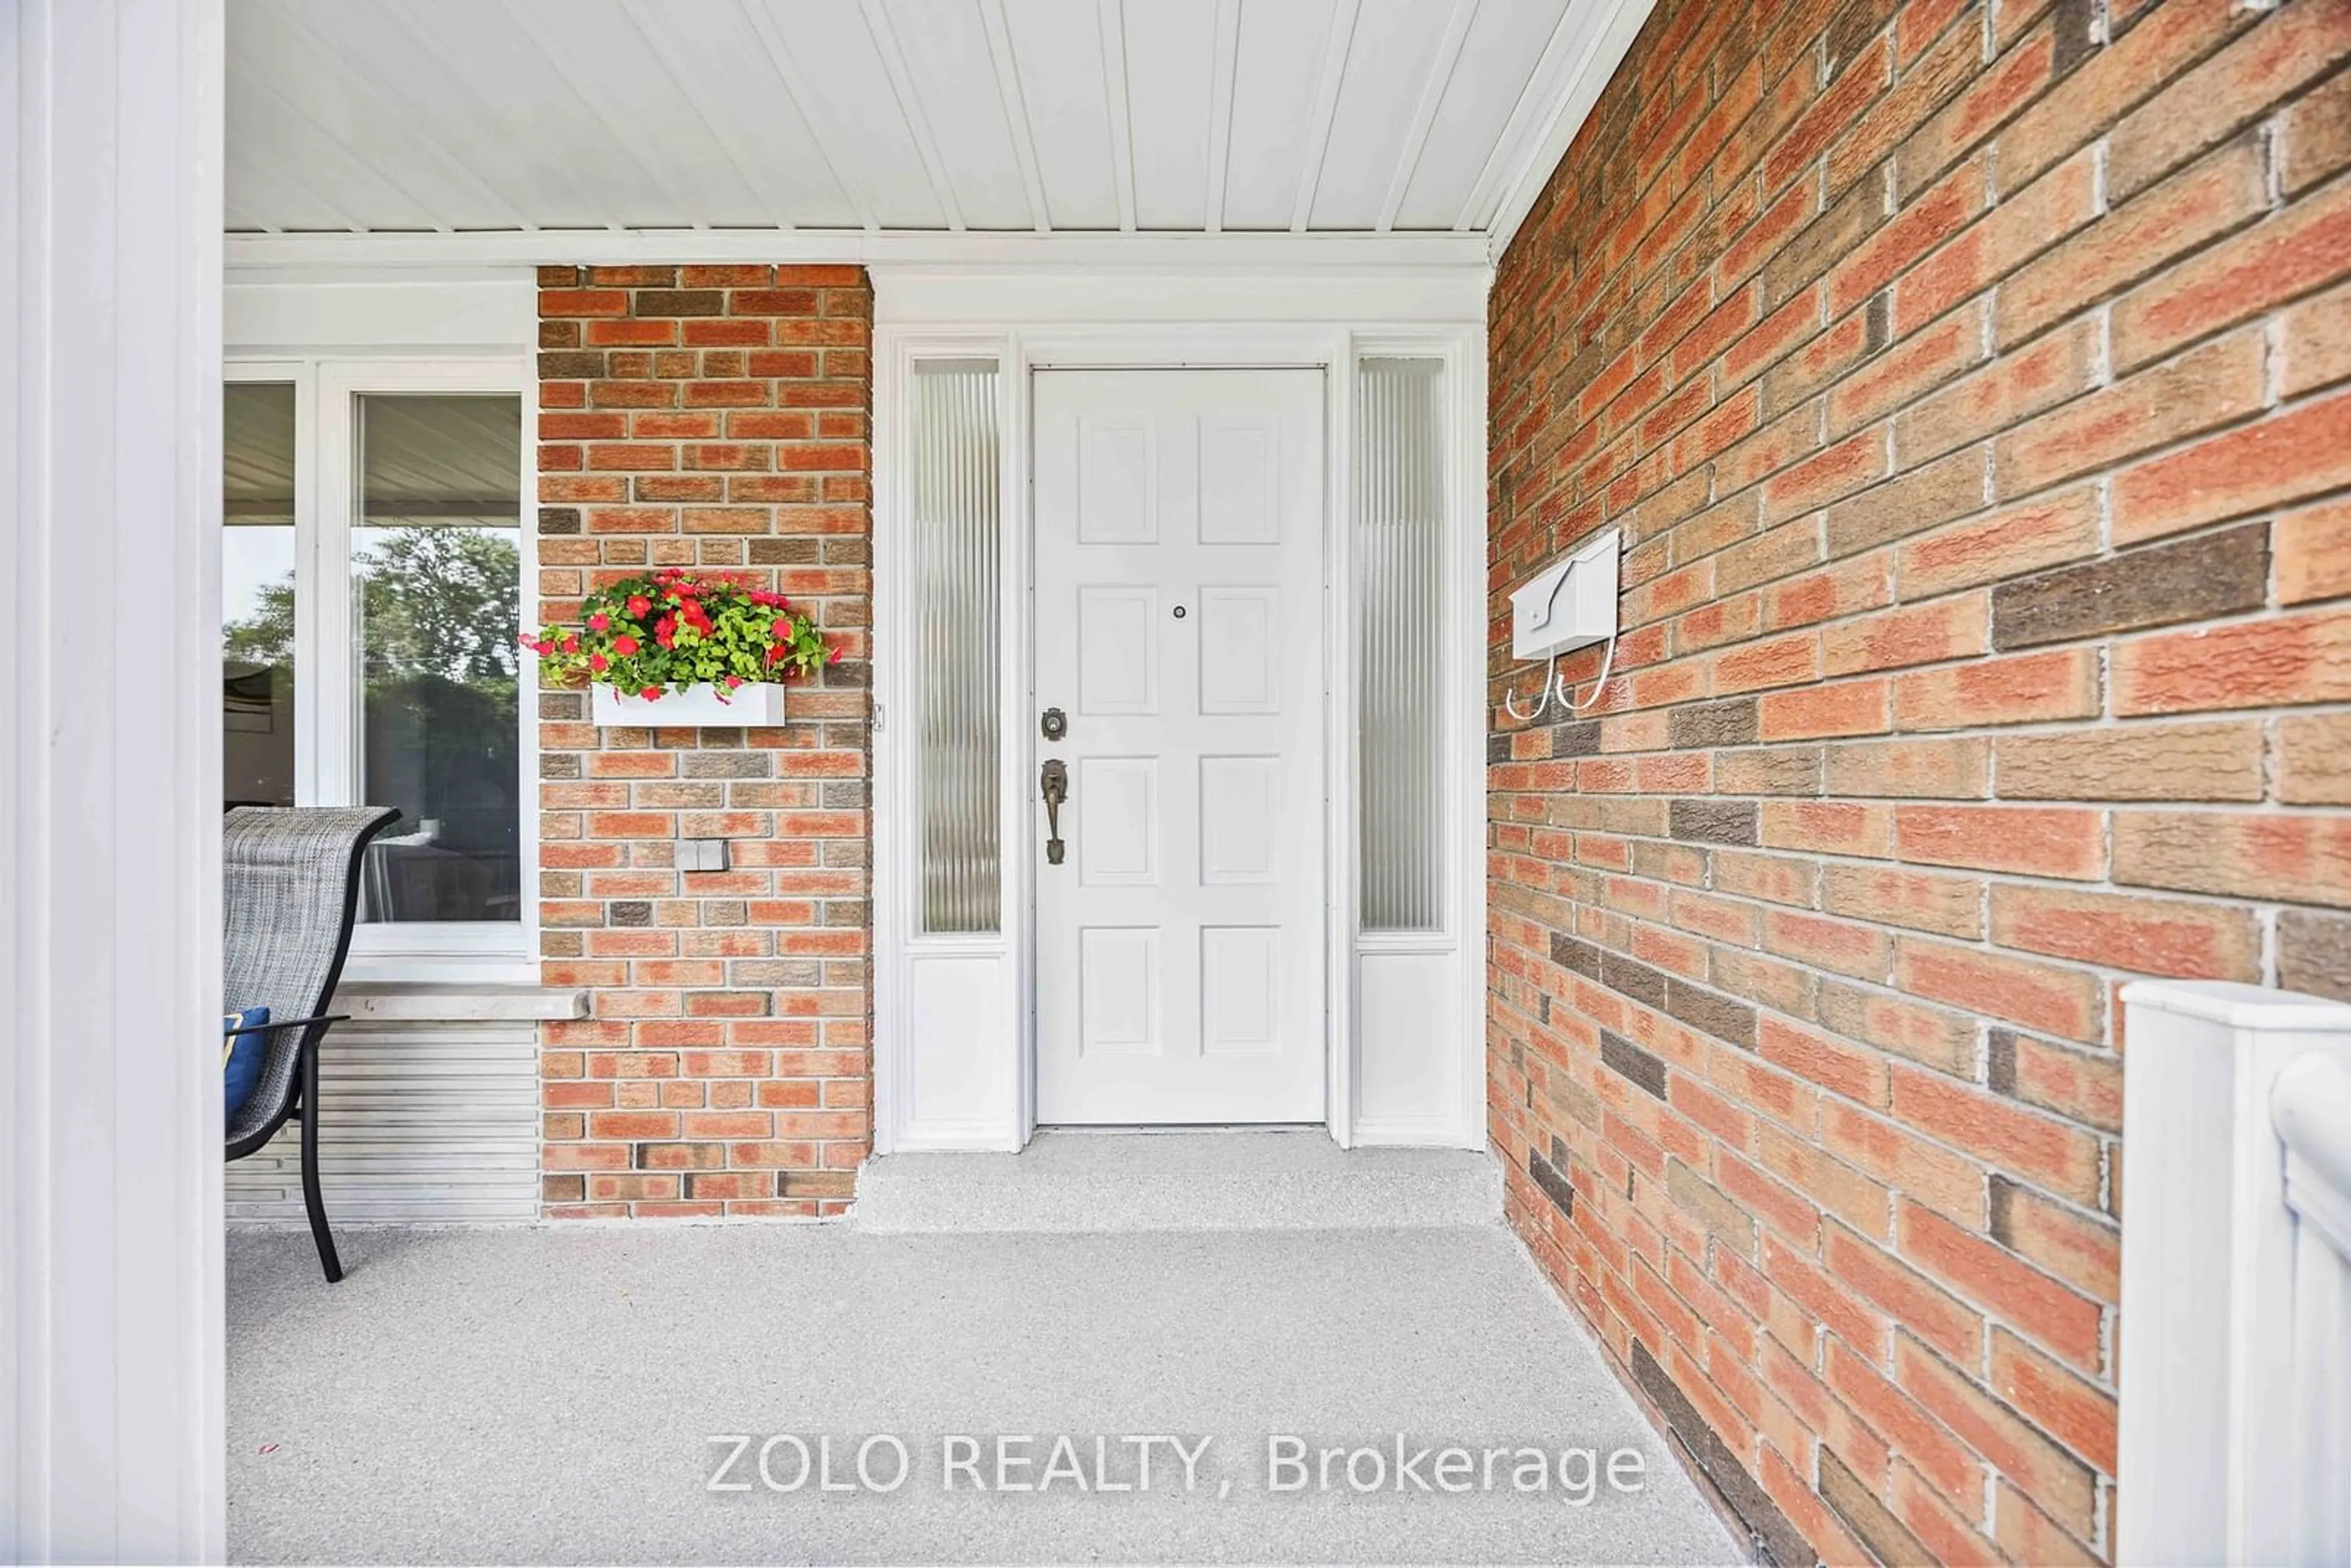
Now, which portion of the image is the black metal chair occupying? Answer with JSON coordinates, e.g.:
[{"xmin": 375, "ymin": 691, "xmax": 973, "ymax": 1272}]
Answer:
[{"xmin": 224, "ymin": 806, "xmax": 400, "ymax": 1282}]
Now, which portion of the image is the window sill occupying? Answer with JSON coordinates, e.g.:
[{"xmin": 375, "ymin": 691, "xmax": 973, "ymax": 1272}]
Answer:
[
  {"xmin": 339, "ymin": 948, "xmax": 536, "ymax": 986},
  {"xmin": 330, "ymin": 980, "xmax": 587, "ymax": 1024}
]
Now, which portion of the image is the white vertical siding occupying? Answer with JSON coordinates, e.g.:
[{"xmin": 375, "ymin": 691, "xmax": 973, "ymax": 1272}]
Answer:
[{"xmin": 4, "ymin": 0, "xmax": 228, "ymax": 1557}]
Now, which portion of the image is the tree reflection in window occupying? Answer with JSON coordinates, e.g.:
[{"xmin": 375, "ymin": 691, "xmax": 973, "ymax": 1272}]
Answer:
[
  {"xmin": 353, "ymin": 525, "xmax": 522, "ymax": 923},
  {"xmin": 222, "ymin": 523, "xmax": 523, "ymax": 923}
]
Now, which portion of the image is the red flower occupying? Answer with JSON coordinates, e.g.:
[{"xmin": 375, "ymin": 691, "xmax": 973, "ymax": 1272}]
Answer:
[
  {"xmin": 588, "ymin": 653, "xmax": 609, "ymax": 673},
  {"xmin": 654, "ymin": 615, "xmax": 677, "ymax": 647},
  {"xmin": 641, "ymin": 686, "xmax": 662, "ymax": 700},
  {"xmin": 561, "ymin": 635, "xmax": 580, "ymax": 654},
  {"xmin": 724, "ymin": 675, "xmax": 744, "ymax": 689},
  {"xmin": 771, "ymin": 616, "xmax": 794, "ymax": 640},
  {"xmin": 765, "ymin": 645, "xmax": 784, "ymax": 666},
  {"xmin": 587, "ymin": 612, "xmax": 609, "ymax": 631},
  {"xmin": 627, "ymin": 595, "xmax": 652, "ymax": 617},
  {"xmin": 611, "ymin": 634, "xmax": 640, "ymax": 656},
  {"xmin": 827, "ymin": 646, "xmax": 841, "ymax": 664}
]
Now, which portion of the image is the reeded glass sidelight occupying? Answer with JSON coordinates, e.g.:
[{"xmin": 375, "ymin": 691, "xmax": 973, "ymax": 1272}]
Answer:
[
  {"xmin": 1357, "ymin": 358, "xmax": 1446, "ymax": 933},
  {"xmin": 913, "ymin": 361, "xmax": 1002, "ymax": 934}
]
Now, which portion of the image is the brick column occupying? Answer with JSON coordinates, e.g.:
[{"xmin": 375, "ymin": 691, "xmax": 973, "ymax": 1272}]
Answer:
[{"xmin": 533, "ymin": 264, "xmax": 872, "ymax": 1218}]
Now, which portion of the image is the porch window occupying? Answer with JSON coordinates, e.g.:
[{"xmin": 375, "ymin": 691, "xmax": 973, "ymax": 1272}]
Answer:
[
  {"xmin": 1355, "ymin": 358, "xmax": 1446, "ymax": 933},
  {"xmin": 911, "ymin": 359, "xmax": 1002, "ymax": 934},
  {"xmin": 224, "ymin": 383, "xmax": 299, "ymax": 808},
  {"xmin": 350, "ymin": 394, "xmax": 525, "ymax": 925},
  {"xmin": 221, "ymin": 361, "xmax": 528, "ymax": 957}
]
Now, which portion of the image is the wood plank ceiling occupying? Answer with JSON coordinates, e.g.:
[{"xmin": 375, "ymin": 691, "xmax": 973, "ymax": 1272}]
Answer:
[{"xmin": 225, "ymin": 0, "xmax": 1643, "ymax": 255}]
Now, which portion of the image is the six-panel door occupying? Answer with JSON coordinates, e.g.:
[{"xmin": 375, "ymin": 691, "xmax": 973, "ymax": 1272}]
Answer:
[{"xmin": 1032, "ymin": 369, "xmax": 1326, "ymax": 1124}]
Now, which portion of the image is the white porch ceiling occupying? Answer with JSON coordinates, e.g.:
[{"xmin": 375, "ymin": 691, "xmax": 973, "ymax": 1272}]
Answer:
[{"xmin": 224, "ymin": 0, "xmax": 1649, "ymax": 263}]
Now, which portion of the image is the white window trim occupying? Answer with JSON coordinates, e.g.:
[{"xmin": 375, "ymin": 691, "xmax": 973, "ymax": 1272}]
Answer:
[{"xmin": 223, "ymin": 353, "xmax": 537, "ymax": 977}]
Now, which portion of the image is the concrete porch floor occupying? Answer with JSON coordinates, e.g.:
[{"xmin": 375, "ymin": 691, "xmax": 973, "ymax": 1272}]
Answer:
[{"xmin": 227, "ymin": 1146, "xmax": 1739, "ymax": 1564}]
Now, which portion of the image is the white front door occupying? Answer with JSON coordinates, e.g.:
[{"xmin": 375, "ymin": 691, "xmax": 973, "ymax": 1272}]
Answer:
[{"xmin": 1032, "ymin": 369, "xmax": 1326, "ymax": 1124}]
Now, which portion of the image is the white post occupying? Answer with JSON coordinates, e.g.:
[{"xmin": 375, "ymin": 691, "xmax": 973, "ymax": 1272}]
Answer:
[
  {"xmin": 1, "ymin": 1, "xmax": 227, "ymax": 1560},
  {"xmin": 2117, "ymin": 980, "xmax": 2351, "ymax": 1567}
]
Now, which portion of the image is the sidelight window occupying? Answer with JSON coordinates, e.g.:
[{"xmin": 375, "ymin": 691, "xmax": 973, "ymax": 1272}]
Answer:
[
  {"xmin": 1355, "ymin": 357, "xmax": 1447, "ymax": 934},
  {"xmin": 910, "ymin": 359, "xmax": 1003, "ymax": 935}
]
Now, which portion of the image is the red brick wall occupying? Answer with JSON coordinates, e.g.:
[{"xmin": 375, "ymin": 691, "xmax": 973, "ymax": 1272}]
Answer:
[
  {"xmin": 1487, "ymin": 1, "xmax": 2351, "ymax": 1561},
  {"xmin": 533, "ymin": 264, "xmax": 872, "ymax": 1219}
]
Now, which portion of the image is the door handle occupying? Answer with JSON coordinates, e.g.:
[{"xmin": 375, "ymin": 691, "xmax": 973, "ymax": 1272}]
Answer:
[{"xmin": 1040, "ymin": 758, "xmax": 1069, "ymax": 866}]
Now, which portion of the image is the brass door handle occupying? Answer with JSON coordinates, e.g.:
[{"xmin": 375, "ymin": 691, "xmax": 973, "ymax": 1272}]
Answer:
[{"xmin": 1040, "ymin": 759, "xmax": 1069, "ymax": 866}]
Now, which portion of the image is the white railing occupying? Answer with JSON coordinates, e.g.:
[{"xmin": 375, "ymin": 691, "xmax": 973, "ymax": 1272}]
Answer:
[
  {"xmin": 2118, "ymin": 981, "xmax": 2351, "ymax": 1567},
  {"xmin": 2271, "ymin": 1050, "xmax": 2351, "ymax": 1567}
]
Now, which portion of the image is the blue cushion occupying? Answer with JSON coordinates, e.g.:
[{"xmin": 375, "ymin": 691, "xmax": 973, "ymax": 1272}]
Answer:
[{"xmin": 223, "ymin": 1007, "xmax": 270, "ymax": 1130}]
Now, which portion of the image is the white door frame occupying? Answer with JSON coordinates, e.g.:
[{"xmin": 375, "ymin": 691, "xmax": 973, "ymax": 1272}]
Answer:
[{"xmin": 872, "ymin": 308, "xmax": 1487, "ymax": 1156}]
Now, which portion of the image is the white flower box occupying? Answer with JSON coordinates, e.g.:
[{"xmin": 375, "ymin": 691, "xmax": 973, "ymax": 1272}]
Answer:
[{"xmin": 590, "ymin": 681, "xmax": 789, "ymax": 727}]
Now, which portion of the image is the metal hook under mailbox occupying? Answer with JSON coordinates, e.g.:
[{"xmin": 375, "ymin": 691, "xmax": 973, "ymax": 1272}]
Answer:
[
  {"xmin": 1502, "ymin": 655, "xmax": 1562, "ymax": 723},
  {"xmin": 1500, "ymin": 640, "xmax": 1619, "ymax": 722}
]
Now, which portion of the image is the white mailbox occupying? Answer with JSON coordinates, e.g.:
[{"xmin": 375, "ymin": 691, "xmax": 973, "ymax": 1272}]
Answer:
[{"xmin": 1510, "ymin": 527, "xmax": 1621, "ymax": 662}]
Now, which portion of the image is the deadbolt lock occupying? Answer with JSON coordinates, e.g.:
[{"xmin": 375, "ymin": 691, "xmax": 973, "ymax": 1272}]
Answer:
[{"xmin": 1041, "ymin": 706, "xmax": 1067, "ymax": 741}]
